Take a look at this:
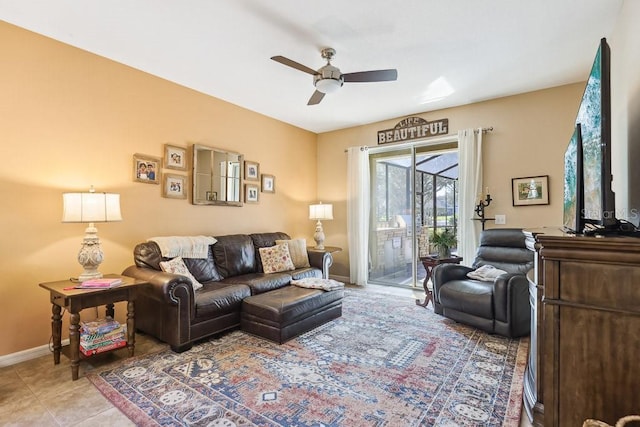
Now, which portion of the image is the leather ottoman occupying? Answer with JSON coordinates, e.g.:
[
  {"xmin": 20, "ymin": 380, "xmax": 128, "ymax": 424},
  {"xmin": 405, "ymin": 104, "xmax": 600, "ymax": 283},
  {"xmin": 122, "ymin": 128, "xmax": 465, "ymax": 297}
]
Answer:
[{"xmin": 241, "ymin": 285, "xmax": 343, "ymax": 344}]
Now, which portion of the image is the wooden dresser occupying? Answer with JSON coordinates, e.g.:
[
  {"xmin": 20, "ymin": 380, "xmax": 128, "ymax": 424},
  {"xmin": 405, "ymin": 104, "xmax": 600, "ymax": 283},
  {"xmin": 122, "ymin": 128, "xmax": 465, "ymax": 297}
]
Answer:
[
  {"xmin": 523, "ymin": 230, "xmax": 545, "ymax": 426},
  {"xmin": 526, "ymin": 231, "xmax": 640, "ymax": 426}
]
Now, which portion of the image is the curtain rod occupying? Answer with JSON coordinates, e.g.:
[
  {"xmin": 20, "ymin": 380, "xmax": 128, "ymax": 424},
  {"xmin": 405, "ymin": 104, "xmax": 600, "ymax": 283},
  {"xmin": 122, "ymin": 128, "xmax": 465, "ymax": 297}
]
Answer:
[
  {"xmin": 343, "ymin": 127, "xmax": 494, "ymax": 153},
  {"xmin": 343, "ymin": 146, "xmax": 370, "ymax": 153},
  {"xmin": 476, "ymin": 126, "xmax": 494, "ymax": 134}
]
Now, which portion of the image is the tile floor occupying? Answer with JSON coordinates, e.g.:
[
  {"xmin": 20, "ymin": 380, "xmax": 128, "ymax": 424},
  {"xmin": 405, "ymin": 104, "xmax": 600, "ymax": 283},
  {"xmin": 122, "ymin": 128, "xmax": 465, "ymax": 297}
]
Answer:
[
  {"xmin": 0, "ymin": 333, "xmax": 167, "ymax": 426},
  {"xmin": 0, "ymin": 284, "xmax": 532, "ymax": 426}
]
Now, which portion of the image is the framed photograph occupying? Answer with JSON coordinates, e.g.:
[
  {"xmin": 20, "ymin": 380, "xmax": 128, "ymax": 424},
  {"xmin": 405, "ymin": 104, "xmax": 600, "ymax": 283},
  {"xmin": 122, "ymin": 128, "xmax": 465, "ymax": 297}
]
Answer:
[
  {"xmin": 512, "ymin": 175, "xmax": 549, "ymax": 206},
  {"xmin": 133, "ymin": 153, "xmax": 161, "ymax": 184},
  {"xmin": 164, "ymin": 144, "xmax": 187, "ymax": 171},
  {"xmin": 206, "ymin": 191, "xmax": 217, "ymax": 202},
  {"xmin": 261, "ymin": 174, "xmax": 275, "ymax": 193},
  {"xmin": 162, "ymin": 174, "xmax": 187, "ymax": 199},
  {"xmin": 245, "ymin": 183, "xmax": 259, "ymax": 203},
  {"xmin": 244, "ymin": 160, "xmax": 259, "ymax": 181}
]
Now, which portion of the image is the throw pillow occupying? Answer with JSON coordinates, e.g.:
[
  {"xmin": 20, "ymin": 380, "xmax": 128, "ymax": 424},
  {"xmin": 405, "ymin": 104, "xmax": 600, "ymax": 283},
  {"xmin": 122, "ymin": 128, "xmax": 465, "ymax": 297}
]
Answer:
[
  {"xmin": 259, "ymin": 243, "xmax": 295, "ymax": 274},
  {"xmin": 467, "ymin": 264, "xmax": 508, "ymax": 282},
  {"xmin": 159, "ymin": 256, "xmax": 204, "ymax": 291},
  {"xmin": 275, "ymin": 239, "xmax": 311, "ymax": 268},
  {"xmin": 291, "ymin": 277, "xmax": 344, "ymax": 291}
]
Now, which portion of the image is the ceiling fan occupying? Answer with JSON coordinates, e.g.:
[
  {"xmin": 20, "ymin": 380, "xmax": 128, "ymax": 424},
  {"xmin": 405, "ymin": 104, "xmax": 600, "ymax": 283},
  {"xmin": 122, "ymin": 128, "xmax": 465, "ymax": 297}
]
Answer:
[{"xmin": 271, "ymin": 47, "xmax": 398, "ymax": 105}]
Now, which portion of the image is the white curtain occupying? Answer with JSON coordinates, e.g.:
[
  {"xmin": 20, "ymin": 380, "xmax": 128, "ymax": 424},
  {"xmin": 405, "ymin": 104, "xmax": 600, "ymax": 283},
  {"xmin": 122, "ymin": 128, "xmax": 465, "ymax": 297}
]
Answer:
[
  {"xmin": 457, "ymin": 129, "xmax": 483, "ymax": 266},
  {"xmin": 347, "ymin": 146, "xmax": 370, "ymax": 286}
]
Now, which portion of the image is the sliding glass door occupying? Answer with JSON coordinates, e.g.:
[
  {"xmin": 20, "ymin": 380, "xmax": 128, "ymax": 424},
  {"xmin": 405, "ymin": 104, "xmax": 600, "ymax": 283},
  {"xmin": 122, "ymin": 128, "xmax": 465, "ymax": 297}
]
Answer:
[
  {"xmin": 369, "ymin": 147, "xmax": 414, "ymax": 286},
  {"xmin": 368, "ymin": 143, "xmax": 458, "ymax": 288}
]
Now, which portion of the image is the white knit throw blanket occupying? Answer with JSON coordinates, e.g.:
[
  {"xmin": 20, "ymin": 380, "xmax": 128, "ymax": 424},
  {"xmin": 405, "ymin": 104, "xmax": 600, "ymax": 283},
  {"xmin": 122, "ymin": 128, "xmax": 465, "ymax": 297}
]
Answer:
[
  {"xmin": 467, "ymin": 264, "xmax": 508, "ymax": 281},
  {"xmin": 148, "ymin": 236, "xmax": 217, "ymax": 259},
  {"xmin": 291, "ymin": 278, "xmax": 345, "ymax": 291}
]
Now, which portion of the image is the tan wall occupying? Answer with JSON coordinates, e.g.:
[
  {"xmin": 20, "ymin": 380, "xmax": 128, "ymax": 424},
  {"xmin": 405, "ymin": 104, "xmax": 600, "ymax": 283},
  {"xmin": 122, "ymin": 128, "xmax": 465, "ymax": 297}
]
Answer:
[
  {"xmin": 318, "ymin": 83, "xmax": 585, "ymax": 278},
  {"xmin": 0, "ymin": 22, "xmax": 318, "ymax": 356},
  {"xmin": 3, "ymin": 17, "xmax": 626, "ymax": 357}
]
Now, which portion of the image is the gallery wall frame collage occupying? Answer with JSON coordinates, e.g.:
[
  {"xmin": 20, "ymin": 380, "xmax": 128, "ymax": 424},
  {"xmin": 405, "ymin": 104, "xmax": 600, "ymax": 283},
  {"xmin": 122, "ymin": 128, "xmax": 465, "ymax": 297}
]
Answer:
[
  {"xmin": 243, "ymin": 160, "xmax": 275, "ymax": 204},
  {"xmin": 133, "ymin": 144, "xmax": 188, "ymax": 200},
  {"xmin": 133, "ymin": 145, "xmax": 275, "ymax": 205}
]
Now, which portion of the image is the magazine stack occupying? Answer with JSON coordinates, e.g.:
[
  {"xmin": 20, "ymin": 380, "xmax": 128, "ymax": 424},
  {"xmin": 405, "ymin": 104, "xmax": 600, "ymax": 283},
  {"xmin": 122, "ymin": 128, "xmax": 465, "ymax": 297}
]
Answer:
[{"xmin": 79, "ymin": 317, "xmax": 127, "ymax": 356}]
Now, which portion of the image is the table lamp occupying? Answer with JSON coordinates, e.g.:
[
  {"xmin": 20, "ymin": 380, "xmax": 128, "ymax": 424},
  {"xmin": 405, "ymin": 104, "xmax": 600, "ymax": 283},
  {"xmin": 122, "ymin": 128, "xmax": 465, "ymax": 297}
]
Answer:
[
  {"xmin": 62, "ymin": 186, "xmax": 122, "ymax": 281},
  {"xmin": 309, "ymin": 202, "xmax": 333, "ymax": 249}
]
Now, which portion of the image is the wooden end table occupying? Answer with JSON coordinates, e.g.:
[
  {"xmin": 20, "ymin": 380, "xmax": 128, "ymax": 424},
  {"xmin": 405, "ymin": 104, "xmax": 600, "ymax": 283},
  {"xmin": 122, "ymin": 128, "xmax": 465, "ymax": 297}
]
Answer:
[
  {"xmin": 39, "ymin": 274, "xmax": 145, "ymax": 380},
  {"xmin": 307, "ymin": 245, "xmax": 342, "ymax": 254},
  {"xmin": 416, "ymin": 254, "xmax": 463, "ymax": 308}
]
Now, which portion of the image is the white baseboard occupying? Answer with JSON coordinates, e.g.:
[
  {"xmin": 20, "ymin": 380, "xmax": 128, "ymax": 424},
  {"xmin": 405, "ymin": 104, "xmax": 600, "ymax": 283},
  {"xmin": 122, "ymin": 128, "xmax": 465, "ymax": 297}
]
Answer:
[{"xmin": 0, "ymin": 339, "xmax": 69, "ymax": 367}]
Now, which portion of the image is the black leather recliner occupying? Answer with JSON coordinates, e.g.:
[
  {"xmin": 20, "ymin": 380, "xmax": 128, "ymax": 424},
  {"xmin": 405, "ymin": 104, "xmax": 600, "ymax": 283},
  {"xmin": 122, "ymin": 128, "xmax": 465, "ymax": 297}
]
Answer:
[{"xmin": 432, "ymin": 228, "xmax": 533, "ymax": 338}]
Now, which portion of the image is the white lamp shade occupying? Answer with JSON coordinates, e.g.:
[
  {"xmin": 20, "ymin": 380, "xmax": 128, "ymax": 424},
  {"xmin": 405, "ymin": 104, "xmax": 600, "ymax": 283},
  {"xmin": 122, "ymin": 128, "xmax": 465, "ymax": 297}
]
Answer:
[
  {"xmin": 309, "ymin": 203, "xmax": 333, "ymax": 221},
  {"xmin": 62, "ymin": 192, "xmax": 122, "ymax": 223}
]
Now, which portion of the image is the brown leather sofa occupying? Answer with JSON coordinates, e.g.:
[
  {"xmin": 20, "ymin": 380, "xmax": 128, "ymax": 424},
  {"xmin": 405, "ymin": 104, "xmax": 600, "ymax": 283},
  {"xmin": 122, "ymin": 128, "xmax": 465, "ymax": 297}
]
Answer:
[
  {"xmin": 431, "ymin": 228, "xmax": 534, "ymax": 338},
  {"xmin": 123, "ymin": 232, "xmax": 335, "ymax": 352}
]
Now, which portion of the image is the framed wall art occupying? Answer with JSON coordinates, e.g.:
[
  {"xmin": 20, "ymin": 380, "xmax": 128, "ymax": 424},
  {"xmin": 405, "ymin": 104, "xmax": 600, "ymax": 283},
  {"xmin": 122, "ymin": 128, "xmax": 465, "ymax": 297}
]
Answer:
[
  {"xmin": 163, "ymin": 174, "xmax": 187, "ymax": 199},
  {"xmin": 133, "ymin": 153, "xmax": 161, "ymax": 184},
  {"xmin": 512, "ymin": 175, "xmax": 549, "ymax": 206},
  {"xmin": 245, "ymin": 183, "xmax": 259, "ymax": 203},
  {"xmin": 261, "ymin": 174, "xmax": 275, "ymax": 193},
  {"xmin": 164, "ymin": 144, "xmax": 187, "ymax": 171},
  {"xmin": 244, "ymin": 160, "xmax": 259, "ymax": 181}
]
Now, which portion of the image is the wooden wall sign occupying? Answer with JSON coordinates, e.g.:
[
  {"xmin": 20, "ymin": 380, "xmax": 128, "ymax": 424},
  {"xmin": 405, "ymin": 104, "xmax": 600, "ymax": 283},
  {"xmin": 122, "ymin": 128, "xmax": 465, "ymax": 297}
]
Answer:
[{"xmin": 377, "ymin": 117, "xmax": 449, "ymax": 145}]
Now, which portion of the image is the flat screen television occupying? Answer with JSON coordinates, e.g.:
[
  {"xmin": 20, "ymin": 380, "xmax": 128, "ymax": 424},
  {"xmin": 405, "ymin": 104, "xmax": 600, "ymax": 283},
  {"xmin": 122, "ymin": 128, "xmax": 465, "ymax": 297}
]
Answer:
[
  {"xmin": 573, "ymin": 37, "xmax": 618, "ymax": 233},
  {"xmin": 563, "ymin": 124, "xmax": 584, "ymax": 233}
]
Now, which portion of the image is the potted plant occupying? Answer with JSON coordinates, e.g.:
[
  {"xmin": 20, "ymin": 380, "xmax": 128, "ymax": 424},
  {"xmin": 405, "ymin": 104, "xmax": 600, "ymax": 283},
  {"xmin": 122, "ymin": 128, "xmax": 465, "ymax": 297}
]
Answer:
[{"xmin": 431, "ymin": 229, "xmax": 457, "ymax": 259}]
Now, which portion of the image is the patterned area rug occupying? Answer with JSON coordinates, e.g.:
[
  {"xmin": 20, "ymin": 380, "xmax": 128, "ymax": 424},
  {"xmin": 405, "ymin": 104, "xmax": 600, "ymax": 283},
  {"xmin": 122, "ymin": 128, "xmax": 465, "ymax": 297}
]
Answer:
[{"xmin": 88, "ymin": 288, "xmax": 528, "ymax": 426}]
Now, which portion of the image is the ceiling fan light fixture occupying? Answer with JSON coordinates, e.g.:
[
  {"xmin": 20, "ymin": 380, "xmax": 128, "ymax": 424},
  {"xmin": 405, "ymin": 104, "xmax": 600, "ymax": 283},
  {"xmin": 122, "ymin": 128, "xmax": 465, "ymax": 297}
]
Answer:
[
  {"xmin": 314, "ymin": 77, "xmax": 343, "ymax": 94},
  {"xmin": 271, "ymin": 47, "xmax": 396, "ymax": 105}
]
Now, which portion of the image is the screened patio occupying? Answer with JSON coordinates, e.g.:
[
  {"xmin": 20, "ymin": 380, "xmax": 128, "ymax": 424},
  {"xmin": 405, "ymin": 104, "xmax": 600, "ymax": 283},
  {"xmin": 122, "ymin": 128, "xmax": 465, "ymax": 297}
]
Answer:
[{"xmin": 369, "ymin": 151, "xmax": 459, "ymax": 287}]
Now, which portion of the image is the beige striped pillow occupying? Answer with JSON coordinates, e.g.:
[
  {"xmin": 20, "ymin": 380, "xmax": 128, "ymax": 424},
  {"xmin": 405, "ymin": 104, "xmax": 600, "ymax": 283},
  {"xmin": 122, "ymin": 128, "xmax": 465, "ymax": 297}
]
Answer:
[{"xmin": 275, "ymin": 239, "xmax": 311, "ymax": 268}]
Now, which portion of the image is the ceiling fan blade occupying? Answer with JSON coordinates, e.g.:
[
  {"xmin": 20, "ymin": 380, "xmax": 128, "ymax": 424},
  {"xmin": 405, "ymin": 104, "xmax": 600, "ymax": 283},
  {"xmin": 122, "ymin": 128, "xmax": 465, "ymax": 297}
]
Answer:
[
  {"xmin": 307, "ymin": 90, "xmax": 325, "ymax": 105},
  {"xmin": 271, "ymin": 55, "xmax": 318, "ymax": 75},
  {"xmin": 343, "ymin": 69, "xmax": 398, "ymax": 83}
]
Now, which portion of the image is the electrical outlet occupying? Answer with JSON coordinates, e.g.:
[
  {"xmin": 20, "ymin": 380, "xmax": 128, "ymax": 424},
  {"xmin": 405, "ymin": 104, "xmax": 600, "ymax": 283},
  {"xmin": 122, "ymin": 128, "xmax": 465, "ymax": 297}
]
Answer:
[{"xmin": 495, "ymin": 214, "xmax": 506, "ymax": 225}]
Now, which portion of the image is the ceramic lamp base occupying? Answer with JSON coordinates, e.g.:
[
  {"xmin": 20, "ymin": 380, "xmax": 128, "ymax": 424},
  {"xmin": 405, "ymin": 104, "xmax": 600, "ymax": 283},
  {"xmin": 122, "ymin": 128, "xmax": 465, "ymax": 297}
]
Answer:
[
  {"xmin": 76, "ymin": 224, "xmax": 104, "ymax": 282},
  {"xmin": 313, "ymin": 220, "xmax": 326, "ymax": 250}
]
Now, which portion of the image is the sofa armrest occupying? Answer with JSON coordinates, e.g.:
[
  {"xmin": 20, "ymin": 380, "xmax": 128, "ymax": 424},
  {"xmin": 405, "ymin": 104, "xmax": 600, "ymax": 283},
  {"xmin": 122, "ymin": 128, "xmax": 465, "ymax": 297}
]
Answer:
[
  {"xmin": 432, "ymin": 264, "xmax": 474, "ymax": 298},
  {"xmin": 492, "ymin": 273, "xmax": 530, "ymax": 335},
  {"xmin": 307, "ymin": 250, "xmax": 333, "ymax": 279},
  {"xmin": 122, "ymin": 265, "xmax": 195, "ymax": 319}
]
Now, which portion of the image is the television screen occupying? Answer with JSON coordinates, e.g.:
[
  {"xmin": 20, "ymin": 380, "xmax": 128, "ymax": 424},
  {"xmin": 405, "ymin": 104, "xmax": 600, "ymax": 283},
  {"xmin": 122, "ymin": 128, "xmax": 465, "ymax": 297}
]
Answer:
[
  {"xmin": 575, "ymin": 38, "xmax": 615, "ymax": 226},
  {"xmin": 563, "ymin": 124, "xmax": 583, "ymax": 233}
]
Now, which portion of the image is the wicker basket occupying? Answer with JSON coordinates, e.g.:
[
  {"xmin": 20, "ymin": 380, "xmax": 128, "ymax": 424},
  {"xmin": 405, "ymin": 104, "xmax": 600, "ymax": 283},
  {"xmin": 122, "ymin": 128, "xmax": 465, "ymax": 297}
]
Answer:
[{"xmin": 583, "ymin": 416, "xmax": 640, "ymax": 427}]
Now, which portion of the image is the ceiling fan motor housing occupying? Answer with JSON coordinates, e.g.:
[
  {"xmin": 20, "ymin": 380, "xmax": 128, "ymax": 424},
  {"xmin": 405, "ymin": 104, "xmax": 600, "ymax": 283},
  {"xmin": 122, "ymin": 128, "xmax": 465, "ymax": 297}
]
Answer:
[{"xmin": 314, "ymin": 64, "xmax": 343, "ymax": 93}]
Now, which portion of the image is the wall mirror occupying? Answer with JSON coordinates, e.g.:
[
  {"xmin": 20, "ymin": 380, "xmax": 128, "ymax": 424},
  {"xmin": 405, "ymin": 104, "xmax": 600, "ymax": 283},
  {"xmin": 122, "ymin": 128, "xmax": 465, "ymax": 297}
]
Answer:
[{"xmin": 192, "ymin": 144, "xmax": 243, "ymax": 206}]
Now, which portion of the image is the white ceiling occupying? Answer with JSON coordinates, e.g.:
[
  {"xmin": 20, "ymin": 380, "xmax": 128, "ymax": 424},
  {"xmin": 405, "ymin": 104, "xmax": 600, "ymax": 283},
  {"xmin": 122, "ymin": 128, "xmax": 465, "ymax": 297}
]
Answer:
[{"xmin": 0, "ymin": 0, "xmax": 624, "ymax": 133}]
